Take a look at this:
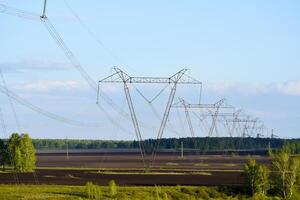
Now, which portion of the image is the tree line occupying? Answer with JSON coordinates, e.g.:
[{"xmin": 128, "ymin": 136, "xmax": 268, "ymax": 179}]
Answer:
[{"xmin": 30, "ymin": 137, "xmax": 300, "ymax": 152}]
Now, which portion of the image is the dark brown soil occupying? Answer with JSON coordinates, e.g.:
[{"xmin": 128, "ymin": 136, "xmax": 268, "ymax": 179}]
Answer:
[
  {"xmin": 0, "ymin": 169, "xmax": 244, "ymax": 186},
  {"xmin": 36, "ymin": 153, "xmax": 271, "ymax": 170},
  {"xmin": 0, "ymin": 153, "xmax": 271, "ymax": 186}
]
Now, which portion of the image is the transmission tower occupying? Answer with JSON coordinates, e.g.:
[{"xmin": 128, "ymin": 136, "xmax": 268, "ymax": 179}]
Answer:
[
  {"xmin": 97, "ymin": 67, "xmax": 201, "ymax": 167},
  {"xmin": 174, "ymin": 98, "xmax": 235, "ymax": 137}
]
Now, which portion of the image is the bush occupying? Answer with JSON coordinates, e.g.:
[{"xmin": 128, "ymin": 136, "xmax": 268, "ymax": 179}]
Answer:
[
  {"xmin": 272, "ymin": 150, "xmax": 300, "ymax": 200},
  {"xmin": 85, "ymin": 182, "xmax": 101, "ymax": 200},
  {"xmin": 243, "ymin": 157, "xmax": 269, "ymax": 195},
  {"xmin": 8, "ymin": 133, "xmax": 36, "ymax": 172},
  {"xmin": 108, "ymin": 179, "xmax": 117, "ymax": 197}
]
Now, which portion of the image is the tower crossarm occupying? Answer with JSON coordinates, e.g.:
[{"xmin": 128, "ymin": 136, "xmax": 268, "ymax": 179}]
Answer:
[
  {"xmin": 173, "ymin": 98, "xmax": 234, "ymax": 109},
  {"xmin": 98, "ymin": 67, "xmax": 201, "ymax": 84},
  {"xmin": 226, "ymin": 119, "xmax": 261, "ymax": 123}
]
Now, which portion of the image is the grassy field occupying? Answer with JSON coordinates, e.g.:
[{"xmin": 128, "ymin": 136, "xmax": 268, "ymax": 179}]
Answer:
[
  {"xmin": 0, "ymin": 184, "xmax": 236, "ymax": 200},
  {"xmin": 0, "ymin": 184, "xmax": 295, "ymax": 200}
]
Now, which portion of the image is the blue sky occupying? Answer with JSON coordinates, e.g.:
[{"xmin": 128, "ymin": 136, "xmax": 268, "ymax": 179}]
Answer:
[{"xmin": 0, "ymin": 0, "xmax": 299, "ymax": 139}]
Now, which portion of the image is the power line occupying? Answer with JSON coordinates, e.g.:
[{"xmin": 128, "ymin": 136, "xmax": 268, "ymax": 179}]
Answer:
[
  {"xmin": 0, "ymin": 3, "xmax": 40, "ymax": 20},
  {"xmin": 0, "ymin": 69, "xmax": 22, "ymax": 133},
  {"xmin": 0, "ymin": 85, "xmax": 104, "ymax": 127},
  {"xmin": 62, "ymin": 0, "xmax": 139, "ymax": 74}
]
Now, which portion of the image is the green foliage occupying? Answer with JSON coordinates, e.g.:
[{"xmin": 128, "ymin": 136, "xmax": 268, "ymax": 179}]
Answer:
[
  {"xmin": 155, "ymin": 185, "xmax": 161, "ymax": 200},
  {"xmin": 8, "ymin": 133, "xmax": 36, "ymax": 172},
  {"xmin": 85, "ymin": 182, "xmax": 93, "ymax": 199},
  {"xmin": 0, "ymin": 139, "xmax": 9, "ymax": 170},
  {"xmin": 257, "ymin": 164, "xmax": 270, "ymax": 195},
  {"xmin": 85, "ymin": 182, "xmax": 101, "ymax": 200},
  {"xmin": 0, "ymin": 184, "xmax": 291, "ymax": 200},
  {"xmin": 243, "ymin": 157, "xmax": 269, "ymax": 195},
  {"xmin": 32, "ymin": 138, "xmax": 300, "ymax": 154},
  {"xmin": 108, "ymin": 179, "xmax": 117, "ymax": 197},
  {"xmin": 250, "ymin": 193, "xmax": 279, "ymax": 200},
  {"xmin": 282, "ymin": 141, "xmax": 300, "ymax": 155},
  {"xmin": 272, "ymin": 149, "xmax": 300, "ymax": 200},
  {"xmin": 162, "ymin": 192, "xmax": 169, "ymax": 200}
]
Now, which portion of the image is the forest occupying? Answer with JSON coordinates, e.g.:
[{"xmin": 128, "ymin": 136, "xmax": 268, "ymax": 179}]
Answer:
[{"xmin": 31, "ymin": 137, "xmax": 300, "ymax": 153}]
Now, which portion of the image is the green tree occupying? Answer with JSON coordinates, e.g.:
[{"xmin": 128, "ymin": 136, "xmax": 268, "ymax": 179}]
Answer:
[
  {"xmin": 0, "ymin": 139, "xmax": 9, "ymax": 170},
  {"xmin": 272, "ymin": 150, "xmax": 300, "ymax": 200},
  {"xmin": 85, "ymin": 182, "xmax": 101, "ymax": 200},
  {"xmin": 256, "ymin": 164, "xmax": 269, "ymax": 195},
  {"xmin": 8, "ymin": 133, "xmax": 36, "ymax": 172},
  {"xmin": 8, "ymin": 133, "xmax": 21, "ymax": 171},
  {"xmin": 20, "ymin": 134, "xmax": 36, "ymax": 172},
  {"xmin": 85, "ymin": 182, "xmax": 93, "ymax": 199},
  {"xmin": 108, "ymin": 179, "xmax": 117, "ymax": 197},
  {"xmin": 243, "ymin": 157, "xmax": 269, "ymax": 195}
]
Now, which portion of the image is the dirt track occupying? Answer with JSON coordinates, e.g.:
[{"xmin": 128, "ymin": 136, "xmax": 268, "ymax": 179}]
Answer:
[{"xmin": 0, "ymin": 153, "xmax": 271, "ymax": 186}]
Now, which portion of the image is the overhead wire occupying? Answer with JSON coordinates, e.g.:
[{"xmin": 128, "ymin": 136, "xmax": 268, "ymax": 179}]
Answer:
[
  {"xmin": 62, "ymin": 0, "xmax": 140, "ymax": 74},
  {"xmin": 0, "ymin": 5, "xmax": 40, "ymax": 181},
  {"xmin": 133, "ymin": 83, "xmax": 182, "ymax": 136},
  {"xmin": 0, "ymin": 4, "xmax": 120, "ymax": 135},
  {"xmin": 39, "ymin": 5, "xmax": 202, "ymax": 167},
  {"xmin": 0, "ymin": 3, "xmax": 40, "ymax": 21},
  {"xmin": 175, "ymin": 106, "xmax": 187, "ymax": 137},
  {"xmin": 134, "ymin": 84, "xmax": 169, "ymax": 104},
  {"xmin": 2, "ymin": 2, "xmax": 267, "ymax": 166},
  {"xmin": 61, "ymin": 0, "xmax": 170, "ymax": 133},
  {"xmin": 42, "ymin": 18, "xmax": 155, "ymax": 133},
  {"xmin": 41, "ymin": 18, "xmax": 133, "ymax": 131},
  {"xmin": 0, "ymin": 70, "xmax": 22, "ymax": 133},
  {"xmin": 0, "ymin": 85, "xmax": 104, "ymax": 127}
]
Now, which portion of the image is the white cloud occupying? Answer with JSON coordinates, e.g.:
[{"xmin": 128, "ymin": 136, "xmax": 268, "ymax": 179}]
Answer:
[
  {"xmin": 0, "ymin": 59, "xmax": 72, "ymax": 73},
  {"xmin": 206, "ymin": 82, "xmax": 268, "ymax": 95},
  {"xmin": 205, "ymin": 80, "xmax": 300, "ymax": 97},
  {"xmin": 14, "ymin": 80, "xmax": 87, "ymax": 92},
  {"xmin": 274, "ymin": 81, "xmax": 300, "ymax": 96}
]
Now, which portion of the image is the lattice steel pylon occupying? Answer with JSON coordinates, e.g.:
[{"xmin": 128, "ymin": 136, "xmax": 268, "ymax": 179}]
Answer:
[
  {"xmin": 224, "ymin": 115, "xmax": 263, "ymax": 138},
  {"xmin": 97, "ymin": 67, "xmax": 202, "ymax": 167},
  {"xmin": 174, "ymin": 98, "xmax": 235, "ymax": 137}
]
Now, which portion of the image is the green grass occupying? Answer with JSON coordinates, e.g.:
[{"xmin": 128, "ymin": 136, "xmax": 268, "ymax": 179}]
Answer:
[
  {"xmin": 0, "ymin": 185, "xmax": 86, "ymax": 200},
  {"xmin": 0, "ymin": 184, "xmax": 292, "ymax": 200},
  {"xmin": 0, "ymin": 184, "xmax": 239, "ymax": 200}
]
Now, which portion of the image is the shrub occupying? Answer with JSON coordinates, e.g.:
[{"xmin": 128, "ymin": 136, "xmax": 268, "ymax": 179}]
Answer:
[
  {"xmin": 243, "ymin": 157, "xmax": 269, "ymax": 195},
  {"xmin": 272, "ymin": 150, "xmax": 300, "ymax": 200},
  {"xmin": 8, "ymin": 133, "xmax": 36, "ymax": 172},
  {"xmin": 162, "ymin": 192, "xmax": 169, "ymax": 200},
  {"xmin": 85, "ymin": 182, "xmax": 101, "ymax": 200},
  {"xmin": 108, "ymin": 179, "xmax": 117, "ymax": 197},
  {"xmin": 155, "ymin": 185, "xmax": 161, "ymax": 200}
]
